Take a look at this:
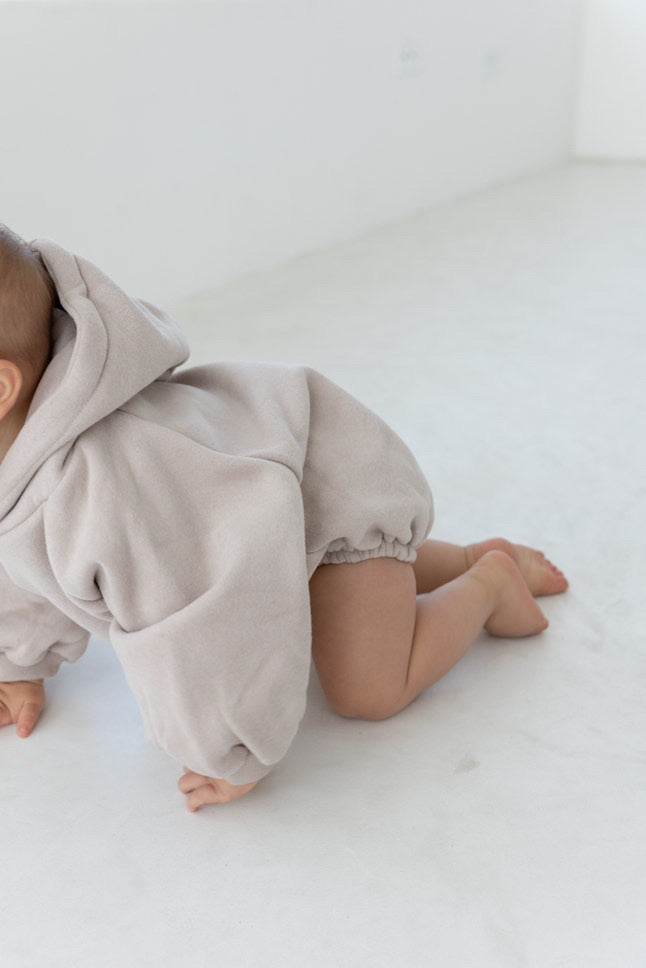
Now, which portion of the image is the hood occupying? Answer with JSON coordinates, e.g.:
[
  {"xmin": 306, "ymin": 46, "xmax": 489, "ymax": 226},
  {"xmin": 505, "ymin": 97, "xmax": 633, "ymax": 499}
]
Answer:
[{"xmin": 0, "ymin": 239, "xmax": 190, "ymax": 521}]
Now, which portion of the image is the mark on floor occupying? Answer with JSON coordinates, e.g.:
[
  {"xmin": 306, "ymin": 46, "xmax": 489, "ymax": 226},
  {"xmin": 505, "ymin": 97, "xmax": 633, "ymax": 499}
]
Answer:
[{"xmin": 454, "ymin": 755, "xmax": 480, "ymax": 774}]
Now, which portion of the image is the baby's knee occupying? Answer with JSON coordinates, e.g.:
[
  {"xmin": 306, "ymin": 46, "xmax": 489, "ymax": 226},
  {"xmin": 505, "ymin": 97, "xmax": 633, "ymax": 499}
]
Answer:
[{"xmin": 325, "ymin": 684, "xmax": 400, "ymax": 722}]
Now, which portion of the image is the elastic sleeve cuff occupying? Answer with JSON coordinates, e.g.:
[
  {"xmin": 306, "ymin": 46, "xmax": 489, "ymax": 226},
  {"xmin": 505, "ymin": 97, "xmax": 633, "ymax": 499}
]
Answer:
[
  {"xmin": 223, "ymin": 751, "xmax": 272, "ymax": 786},
  {"xmin": 0, "ymin": 650, "xmax": 66, "ymax": 682}
]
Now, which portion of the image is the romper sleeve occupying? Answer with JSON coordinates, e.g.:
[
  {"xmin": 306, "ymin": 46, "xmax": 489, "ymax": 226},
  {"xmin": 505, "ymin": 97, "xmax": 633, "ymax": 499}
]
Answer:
[
  {"xmin": 0, "ymin": 563, "xmax": 90, "ymax": 681},
  {"xmin": 44, "ymin": 419, "xmax": 313, "ymax": 786}
]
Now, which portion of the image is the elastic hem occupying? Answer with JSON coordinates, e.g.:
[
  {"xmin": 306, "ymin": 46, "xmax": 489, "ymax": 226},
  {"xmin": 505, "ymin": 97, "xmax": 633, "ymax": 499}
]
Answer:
[
  {"xmin": 320, "ymin": 539, "xmax": 418, "ymax": 567},
  {"xmin": 0, "ymin": 649, "xmax": 65, "ymax": 681}
]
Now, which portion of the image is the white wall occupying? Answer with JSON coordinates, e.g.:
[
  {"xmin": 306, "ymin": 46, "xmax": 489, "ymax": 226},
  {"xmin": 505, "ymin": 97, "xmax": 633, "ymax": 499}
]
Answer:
[
  {"xmin": 0, "ymin": 1, "xmax": 582, "ymax": 305},
  {"xmin": 576, "ymin": 0, "xmax": 646, "ymax": 159}
]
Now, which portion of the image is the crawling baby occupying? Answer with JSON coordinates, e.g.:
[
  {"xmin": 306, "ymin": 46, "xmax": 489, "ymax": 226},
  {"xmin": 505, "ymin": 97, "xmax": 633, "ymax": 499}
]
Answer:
[{"xmin": 0, "ymin": 225, "xmax": 567, "ymax": 810}]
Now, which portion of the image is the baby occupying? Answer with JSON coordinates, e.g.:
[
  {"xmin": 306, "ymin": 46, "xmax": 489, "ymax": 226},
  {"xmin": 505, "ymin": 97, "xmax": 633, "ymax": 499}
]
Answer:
[{"xmin": 0, "ymin": 225, "xmax": 567, "ymax": 811}]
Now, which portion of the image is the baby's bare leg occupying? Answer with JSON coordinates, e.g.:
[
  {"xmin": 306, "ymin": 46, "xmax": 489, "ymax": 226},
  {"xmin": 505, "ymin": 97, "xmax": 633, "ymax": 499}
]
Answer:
[
  {"xmin": 410, "ymin": 540, "xmax": 470, "ymax": 592},
  {"xmin": 413, "ymin": 538, "xmax": 568, "ymax": 597},
  {"xmin": 310, "ymin": 550, "xmax": 547, "ymax": 721}
]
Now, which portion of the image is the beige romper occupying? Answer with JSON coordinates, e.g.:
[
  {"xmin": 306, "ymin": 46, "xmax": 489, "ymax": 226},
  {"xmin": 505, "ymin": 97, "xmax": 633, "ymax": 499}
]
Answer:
[{"xmin": 0, "ymin": 240, "xmax": 433, "ymax": 783}]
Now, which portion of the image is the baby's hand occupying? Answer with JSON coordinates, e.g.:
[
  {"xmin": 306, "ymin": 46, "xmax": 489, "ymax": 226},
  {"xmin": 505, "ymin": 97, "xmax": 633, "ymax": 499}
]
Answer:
[
  {"xmin": 178, "ymin": 769, "xmax": 259, "ymax": 811},
  {"xmin": 0, "ymin": 680, "xmax": 46, "ymax": 738}
]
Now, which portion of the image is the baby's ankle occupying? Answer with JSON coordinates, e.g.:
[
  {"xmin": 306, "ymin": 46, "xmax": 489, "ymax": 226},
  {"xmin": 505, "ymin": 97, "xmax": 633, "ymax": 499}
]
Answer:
[{"xmin": 468, "ymin": 548, "xmax": 517, "ymax": 602}]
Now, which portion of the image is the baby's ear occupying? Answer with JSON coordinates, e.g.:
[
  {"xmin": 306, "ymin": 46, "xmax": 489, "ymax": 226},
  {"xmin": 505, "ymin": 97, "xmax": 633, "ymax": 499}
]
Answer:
[{"xmin": 0, "ymin": 360, "xmax": 23, "ymax": 419}]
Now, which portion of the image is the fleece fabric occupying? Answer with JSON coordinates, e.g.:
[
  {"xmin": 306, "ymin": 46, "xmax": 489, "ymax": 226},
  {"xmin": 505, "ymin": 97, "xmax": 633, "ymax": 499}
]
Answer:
[{"xmin": 0, "ymin": 240, "xmax": 433, "ymax": 784}]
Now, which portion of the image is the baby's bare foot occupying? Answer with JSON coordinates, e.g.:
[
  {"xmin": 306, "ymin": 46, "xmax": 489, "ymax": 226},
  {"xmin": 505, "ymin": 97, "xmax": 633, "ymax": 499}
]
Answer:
[
  {"xmin": 470, "ymin": 550, "xmax": 549, "ymax": 638},
  {"xmin": 466, "ymin": 538, "xmax": 568, "ymax": 597}
]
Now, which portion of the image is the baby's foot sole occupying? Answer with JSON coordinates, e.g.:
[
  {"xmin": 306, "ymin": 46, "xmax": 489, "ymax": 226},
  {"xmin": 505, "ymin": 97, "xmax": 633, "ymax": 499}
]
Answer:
[
  {"xmin": 466, "ymin": 538, "xmax": 568, "ymax": 597},
  {"xmin": 470, "ymin": 550, "xmax": 549, "ymax": 638}
]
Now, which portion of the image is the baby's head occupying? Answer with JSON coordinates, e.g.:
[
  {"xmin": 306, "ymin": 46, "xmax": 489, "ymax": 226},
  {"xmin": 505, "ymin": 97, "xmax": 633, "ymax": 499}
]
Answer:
[{"xmin": 0, "ymin": 225, "xmax": 55, "ymax": 444}]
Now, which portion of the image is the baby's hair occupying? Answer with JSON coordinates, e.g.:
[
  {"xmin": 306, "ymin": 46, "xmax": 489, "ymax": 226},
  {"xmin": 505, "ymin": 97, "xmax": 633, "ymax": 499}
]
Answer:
[{"xmin": 0, "ymin": 224, "xmax": 55, "ymax": 397}]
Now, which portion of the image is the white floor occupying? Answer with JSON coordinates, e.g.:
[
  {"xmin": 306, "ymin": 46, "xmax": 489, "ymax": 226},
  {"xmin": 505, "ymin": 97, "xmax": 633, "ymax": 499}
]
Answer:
[{"xmin": 3, "ymin": 163, "xmax": 646, "ymax": 967}]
